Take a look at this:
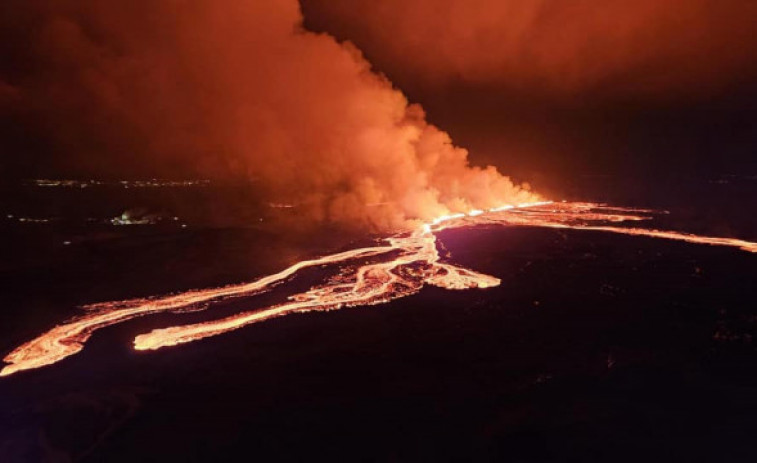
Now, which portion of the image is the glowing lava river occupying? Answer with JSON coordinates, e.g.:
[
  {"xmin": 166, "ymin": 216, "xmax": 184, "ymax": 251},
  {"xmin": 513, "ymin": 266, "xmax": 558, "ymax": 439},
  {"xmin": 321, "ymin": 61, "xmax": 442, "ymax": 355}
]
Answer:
[{"xmin": 2, "ymin": 201, "xmax": 756, "ymax": 377}]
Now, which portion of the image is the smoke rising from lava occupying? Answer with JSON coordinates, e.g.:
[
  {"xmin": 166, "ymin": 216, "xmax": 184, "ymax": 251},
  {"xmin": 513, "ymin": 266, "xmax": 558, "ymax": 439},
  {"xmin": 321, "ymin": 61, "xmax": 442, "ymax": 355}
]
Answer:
[{"xmin": 0, "ymin": 0, "xmax": 536, "ymax": 230}]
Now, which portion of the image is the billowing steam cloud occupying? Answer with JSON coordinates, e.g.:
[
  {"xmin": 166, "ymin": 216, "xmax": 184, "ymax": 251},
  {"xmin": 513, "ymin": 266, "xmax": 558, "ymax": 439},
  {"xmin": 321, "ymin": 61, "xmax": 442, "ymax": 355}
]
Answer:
[{"xmin": 0, "ymin": 0, "xmax": 537, "ymax": 230}]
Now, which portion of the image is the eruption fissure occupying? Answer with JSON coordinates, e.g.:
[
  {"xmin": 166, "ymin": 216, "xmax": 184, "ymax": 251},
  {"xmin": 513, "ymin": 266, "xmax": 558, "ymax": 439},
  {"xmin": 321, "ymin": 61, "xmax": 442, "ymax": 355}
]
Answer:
[{"xmin": 2, "ymin": 201, "xmax": 756, "ymax": 377}]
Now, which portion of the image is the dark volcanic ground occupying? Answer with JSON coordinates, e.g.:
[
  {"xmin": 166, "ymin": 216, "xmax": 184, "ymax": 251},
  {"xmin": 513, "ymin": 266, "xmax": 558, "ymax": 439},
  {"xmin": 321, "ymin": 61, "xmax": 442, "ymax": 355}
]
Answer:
[{"xmin": 1, "ymin": 177, "xmax": 757, "ymax": 462}]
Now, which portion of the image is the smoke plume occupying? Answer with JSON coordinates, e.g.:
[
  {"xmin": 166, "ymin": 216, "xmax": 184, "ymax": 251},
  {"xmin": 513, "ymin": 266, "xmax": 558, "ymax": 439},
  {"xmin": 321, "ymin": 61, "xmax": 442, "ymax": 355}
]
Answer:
[{"xmin": 0, "ymin": 0, "xmax": 537, "ymax": 230}]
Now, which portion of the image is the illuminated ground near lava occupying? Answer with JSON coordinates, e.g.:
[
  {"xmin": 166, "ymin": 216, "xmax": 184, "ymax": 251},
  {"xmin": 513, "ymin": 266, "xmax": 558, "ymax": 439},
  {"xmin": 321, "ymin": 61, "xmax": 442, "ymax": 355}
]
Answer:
[{"xmin": 2, "ymin": 201, "xmax": 756, "ymax": 377}]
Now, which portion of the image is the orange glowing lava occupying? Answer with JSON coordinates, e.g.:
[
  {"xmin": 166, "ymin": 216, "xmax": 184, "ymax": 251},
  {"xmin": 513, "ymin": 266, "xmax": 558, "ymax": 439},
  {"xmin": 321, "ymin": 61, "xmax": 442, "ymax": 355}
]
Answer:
[{"xmin": 2, "ymin": 201, "xmax": 755, "ymax": 377}]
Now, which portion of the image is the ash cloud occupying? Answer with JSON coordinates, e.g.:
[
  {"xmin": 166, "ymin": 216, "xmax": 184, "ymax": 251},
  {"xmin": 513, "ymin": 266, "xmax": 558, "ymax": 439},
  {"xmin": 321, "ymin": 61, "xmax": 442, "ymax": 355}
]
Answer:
[{"xmin": 0, "ymin": 0, "xmax": 536, "ymax": 230}]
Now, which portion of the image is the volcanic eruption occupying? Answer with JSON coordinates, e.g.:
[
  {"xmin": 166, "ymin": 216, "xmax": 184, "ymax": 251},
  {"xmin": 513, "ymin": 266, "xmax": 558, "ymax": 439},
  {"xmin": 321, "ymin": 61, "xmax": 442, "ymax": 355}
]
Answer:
[{"xmin": 2, "ymin": 0, "xmax": 757, "ymax": 378}]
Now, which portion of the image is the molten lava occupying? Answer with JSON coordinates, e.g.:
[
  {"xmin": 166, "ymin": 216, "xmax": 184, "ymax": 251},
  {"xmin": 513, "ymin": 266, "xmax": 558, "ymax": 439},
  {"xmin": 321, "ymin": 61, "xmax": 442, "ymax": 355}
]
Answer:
[{"xmin": 2, "ymin": 202, "xmax": 756, "ymax": 377}]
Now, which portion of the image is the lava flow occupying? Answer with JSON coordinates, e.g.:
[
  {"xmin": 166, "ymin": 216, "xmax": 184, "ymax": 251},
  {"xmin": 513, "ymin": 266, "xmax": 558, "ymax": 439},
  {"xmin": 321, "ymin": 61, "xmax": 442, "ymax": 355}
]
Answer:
[{"xmin": 2, "ymin": 202, "xmax": 756, "ymax": 377}]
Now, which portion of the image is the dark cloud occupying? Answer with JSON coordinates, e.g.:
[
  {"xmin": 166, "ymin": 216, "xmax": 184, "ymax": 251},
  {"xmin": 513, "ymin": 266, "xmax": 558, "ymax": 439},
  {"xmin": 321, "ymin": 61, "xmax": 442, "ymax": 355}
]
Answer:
[{"xmin": 302, "ymin": 0, "xmax": 757, "ymax": 100}]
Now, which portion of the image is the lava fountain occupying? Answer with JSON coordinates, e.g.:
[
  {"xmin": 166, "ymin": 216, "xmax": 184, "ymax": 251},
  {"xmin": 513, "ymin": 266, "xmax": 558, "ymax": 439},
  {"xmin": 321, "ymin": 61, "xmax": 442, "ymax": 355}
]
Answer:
[{"xmin": 2, "ymin": 201, "xmax": 756, "ymax": 377}]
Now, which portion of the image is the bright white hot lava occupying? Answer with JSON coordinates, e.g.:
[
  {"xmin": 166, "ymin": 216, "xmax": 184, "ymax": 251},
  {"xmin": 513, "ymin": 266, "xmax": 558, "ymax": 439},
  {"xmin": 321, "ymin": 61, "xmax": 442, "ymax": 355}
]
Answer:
[{"xmin": 2, "ymin": 201, "xmax": 756, "ymax": 377}]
